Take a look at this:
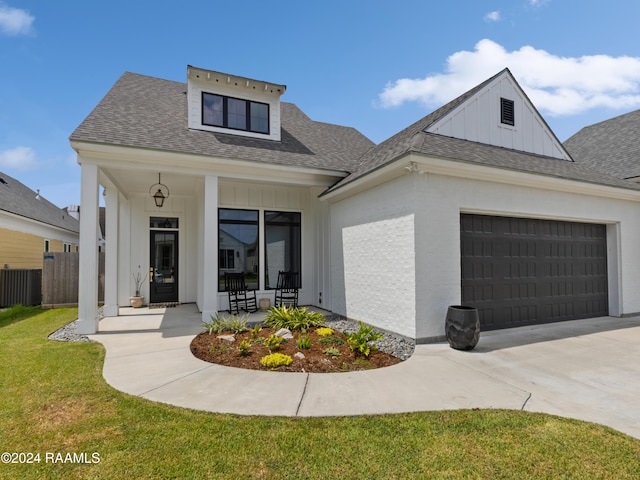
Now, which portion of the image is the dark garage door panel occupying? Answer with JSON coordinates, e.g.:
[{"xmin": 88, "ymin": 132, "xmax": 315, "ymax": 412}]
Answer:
[{"xmin": 461, "ymin": 214, "xmax": 608, "ymax": 330}]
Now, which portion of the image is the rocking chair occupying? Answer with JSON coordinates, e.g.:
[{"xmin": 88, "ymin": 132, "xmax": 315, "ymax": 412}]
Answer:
[
  {"xmin": 274, "ymin": 271, "xmax": 299, "ymax": 308},
  {"xmin": 224, "ymin": 272, "xmax": 258, "ymax": 314}
]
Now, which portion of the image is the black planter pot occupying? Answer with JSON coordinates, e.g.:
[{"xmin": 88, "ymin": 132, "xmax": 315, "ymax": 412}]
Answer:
[{"xmin": 445, "ymin": 305, "xmax": 480, "ymax": 351}]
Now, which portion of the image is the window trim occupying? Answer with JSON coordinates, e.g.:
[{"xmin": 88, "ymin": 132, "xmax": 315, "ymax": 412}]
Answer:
[{"xmin": 202, "ymin": 92, "xmax": 270, "ymax": 135}]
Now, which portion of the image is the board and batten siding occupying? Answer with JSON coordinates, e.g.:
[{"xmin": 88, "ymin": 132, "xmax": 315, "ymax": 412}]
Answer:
[{"xmin": 427, "ymin": 73, "xmax": 570, "ymax": 160}]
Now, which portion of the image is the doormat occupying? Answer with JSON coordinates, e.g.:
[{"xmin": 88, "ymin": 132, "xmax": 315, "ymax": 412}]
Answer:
[{"xmin": 149, "ymin": 302, "xmax": 179, "ymax": 309}]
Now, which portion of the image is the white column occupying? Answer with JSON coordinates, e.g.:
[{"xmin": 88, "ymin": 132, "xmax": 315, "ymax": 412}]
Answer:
[
  {"xmin": 102, "ymin": 187, "xmax": 119, "ymax": 317},
  {"xmin": 77, "ymin": 163, "xmax": 100, "ymax": 334},
  {"xmin": 201, "ymin": 175, "xmax": 219, "ymax": 320}
]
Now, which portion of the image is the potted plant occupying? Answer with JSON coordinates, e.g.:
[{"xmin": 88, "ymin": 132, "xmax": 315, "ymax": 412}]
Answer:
[{"xmin": 130, "ymin": 271, "xmax": 148, "ymax": 308}]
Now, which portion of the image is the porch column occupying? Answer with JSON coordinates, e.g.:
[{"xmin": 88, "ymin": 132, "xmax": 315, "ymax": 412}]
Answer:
[
  {"xmin": 201, "ymin": 175, "xmax": 219, "ymax": 320},
  {"xmin": 77, "ymin": 163, "xmax": 100, "ymax": 334},
  {"xmin": 102, "ymin": 187, "xmax": 119, "ymax": 317}
]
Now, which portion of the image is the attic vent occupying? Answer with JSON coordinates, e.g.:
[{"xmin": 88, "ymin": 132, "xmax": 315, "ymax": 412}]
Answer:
[
  {"xmin": 500, "ymin": 98, "xmax": 515, "ymax": 126},
  {"xmin": 0, "ymin": 178, "xmax": 6, "ymax": 185}
]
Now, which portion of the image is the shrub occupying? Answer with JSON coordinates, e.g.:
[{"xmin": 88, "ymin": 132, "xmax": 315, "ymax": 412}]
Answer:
[
  {"xmin": 265, "ymin": 305, "xmax": 325, "ymax": 331},
  {"xmin": 260, "ymin": 353, "xmax": 293, "ymax": 369},
  {"xmin": 323, "ymin": 347, "xmax": 341, "ymax": 357},
  {"xmin": 250, "ymin": 324, "xmax": 262, "ymax": 339},
  {"xmin": 297, "ymin": 334, "xmax": 311, "ymax": 349},
  {"xmin": 346, "ymin": 321, "xmax": 384, "ymax": 358},
  {"xmin": 319, "ymin": 335, "xmax": 345, "ymax": 346},
  {"xmin": 202, "ymin": 314, "xmax": 248, "ymax": 334},
  {"xmin": 264, "ymin": 334, "xmax": 284, "ymax": 352},
  {"xmin": 238, "ymin": 340, "xmax": 252, "ymax": 356},
  {"xmin": 315, "ymin": 327, "xmax": 334, "ymax": 337}
]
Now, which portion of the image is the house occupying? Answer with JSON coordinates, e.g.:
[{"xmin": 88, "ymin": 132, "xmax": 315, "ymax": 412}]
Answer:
[
  {"xmin": 564, "ymin": 109, "xmax": 640, "ymax": 182},
  {"xmin": 0, "ymin": 171, "xmax": 79, "ymax": 269},
  {"xmin": 71, "ymin": 66, "xmax": 640, "ymax": 341}
]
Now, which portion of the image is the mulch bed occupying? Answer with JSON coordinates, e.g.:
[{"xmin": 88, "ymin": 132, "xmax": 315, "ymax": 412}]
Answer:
[{"xmin": 190, "ymin": 326, "xmax": 402, "ymax": 373}]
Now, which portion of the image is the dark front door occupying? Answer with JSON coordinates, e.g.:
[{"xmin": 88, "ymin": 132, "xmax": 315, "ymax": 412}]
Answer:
[
  {"xmin": 461, "ymin": 214, "xmax": 608, "ymax": 330},
  {"xmin": 150, "ymin": 230, "xmax": 178, "ymax": 304}
]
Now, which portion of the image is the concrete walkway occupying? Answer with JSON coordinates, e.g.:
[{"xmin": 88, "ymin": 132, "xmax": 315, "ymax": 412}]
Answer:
[{"xmin": 89, "ymin": 304, "xmax": 640, "ymax": 439}]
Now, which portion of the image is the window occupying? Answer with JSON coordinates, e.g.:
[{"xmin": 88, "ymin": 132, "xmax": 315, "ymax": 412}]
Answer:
[
  {"xmin": 63, "ymin": 243, "xmax": 72, "ymax": 253},
  {"xmin": 265, "ymin": 211, "xmax": 301, "ymax": 289},
  {"xmin": 202, "ymin": 93, "xmax": 269, "ymax": 134},
  {"xmin": 44, "ymin": 239, "xmax": 50, "ymax": 252},
  {"xmin": 218, "ymin": 209, "xmax": 259, "ymax": 291},
  {"xmin": 500, "ymin": 98, "xmax": 515, "ymax": 126}
]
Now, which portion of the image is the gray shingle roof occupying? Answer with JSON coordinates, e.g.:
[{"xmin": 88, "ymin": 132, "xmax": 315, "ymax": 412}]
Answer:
[
  {"xmin": 0, "ymin": 171, "xmax": 80, "ymax": 233},
  {"xmin": 564, "ymin": 109, "xmax": 640, "ymax": 179},
  {"xmin": 70, "ymin": 72, "xmax": 374, "ymax": 173},
  {"xmin": 324, "ymin": 70, "xmax": 640, "ymax": 195}
]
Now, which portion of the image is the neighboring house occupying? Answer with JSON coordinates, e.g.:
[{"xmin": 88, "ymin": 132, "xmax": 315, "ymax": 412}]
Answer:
[
  {"xmin": 0, "ymin": 171, "xmax": 79, "ymax": 269},
  {"xmin": 66, "ymin": 205, "xmax": 106, "ymax": 252},
  {"xmin": 564, "ymin": 109, "xmax": 640, "ymax": 181},
  {"xmin": 70, "ymin": 66, "xmax": 640, "ymax": 341}
]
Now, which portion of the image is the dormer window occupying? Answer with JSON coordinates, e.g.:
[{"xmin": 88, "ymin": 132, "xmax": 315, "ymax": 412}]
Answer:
[
  {"xmin": 500, "ymin": 98, "xmax": 515, "ymax": 126},
  {"xmin": 202, "ymin": 92, "xmax": 270, "ymax": 134},
  {"xmin": 188, "ymin": 66, "xmax": 285, "ymax": 141}
]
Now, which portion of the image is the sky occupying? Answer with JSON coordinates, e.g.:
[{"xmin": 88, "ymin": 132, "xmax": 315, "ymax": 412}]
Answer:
[{"xmin": 2, "ymin": 0, "xmax": 640, "ymax": 208}]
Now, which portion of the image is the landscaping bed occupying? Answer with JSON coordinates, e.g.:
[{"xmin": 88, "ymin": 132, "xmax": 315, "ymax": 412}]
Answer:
[
  {"xmin": 190, "ymin": 325, "xmax": 402, "ymax": 372},
  {"xmin": 190, "ymin": 306, "xmax": 405, "ymax": 373}
]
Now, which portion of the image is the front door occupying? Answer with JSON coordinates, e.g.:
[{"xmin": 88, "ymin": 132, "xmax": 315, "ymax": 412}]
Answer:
[{"xmin": 149, "ymin": 230, "xmax": 178, "ymax": 304}]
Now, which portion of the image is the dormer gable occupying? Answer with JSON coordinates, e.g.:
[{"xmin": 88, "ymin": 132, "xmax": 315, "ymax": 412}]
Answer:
[
  {"xmin": 187, "ymin": 65, "xmax": 286, "ymax": 141},
  {"xmin": 426, "ymin": 68, "xmax": 572, "ymax": 161}
]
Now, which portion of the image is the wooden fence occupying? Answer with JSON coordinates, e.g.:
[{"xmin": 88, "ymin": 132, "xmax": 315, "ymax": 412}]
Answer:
[{"xmin": 41, "ymin": 252, "xmax": 105, "ymax": 308}]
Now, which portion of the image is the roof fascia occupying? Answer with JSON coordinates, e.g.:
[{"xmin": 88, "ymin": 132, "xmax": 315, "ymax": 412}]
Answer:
[
  {"xmin": 322, "ymin": 152, "xmax": 640, "ymax": 203},
  {"xmin": 71, "ymin": 140, "xmax": 347, "ymax": 187}
]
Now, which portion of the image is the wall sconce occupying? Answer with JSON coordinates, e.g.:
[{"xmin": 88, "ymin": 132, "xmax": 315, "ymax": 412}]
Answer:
[{"xmin": 149, "ymin": 173, "xmax": 170, "ymax": 208}]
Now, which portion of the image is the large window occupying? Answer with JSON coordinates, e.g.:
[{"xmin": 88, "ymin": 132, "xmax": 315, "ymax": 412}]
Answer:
[
  {"xmin": 218, "ymin": 209, "xmax": 301, "ymax": 291},
  {"xmin": 218, "ymin": 209, "xmax": 259, "ymax": 291},
  {"xmin": 203, "ymin": 93, "xmax": 270, "ymax": 134},
  {"xmin": 265, "ymin": 211, "xmax": 301, "ymax": 289}
]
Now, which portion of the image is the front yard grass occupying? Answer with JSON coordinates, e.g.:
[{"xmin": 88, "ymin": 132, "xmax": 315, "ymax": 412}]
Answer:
[{"xmin": 1, "ymin": 307, "xmax": 640, "ymax": 479}]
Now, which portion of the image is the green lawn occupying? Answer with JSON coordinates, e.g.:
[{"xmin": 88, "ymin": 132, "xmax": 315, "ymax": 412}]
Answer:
[{"xmin": 1, "ymin": 307, "xmax": 639, "ymax": 479}]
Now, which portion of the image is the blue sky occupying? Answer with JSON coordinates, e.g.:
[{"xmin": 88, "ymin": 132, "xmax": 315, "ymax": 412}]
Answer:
[{"xmin": 2, "ymin": 0, "xmax": 640, "ymax": 208}]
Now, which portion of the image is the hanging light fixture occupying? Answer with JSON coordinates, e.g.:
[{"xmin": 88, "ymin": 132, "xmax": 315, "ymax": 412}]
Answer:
[{"xmin": 149, "ymin": 173, "xmax": 170, "ymax": 208}]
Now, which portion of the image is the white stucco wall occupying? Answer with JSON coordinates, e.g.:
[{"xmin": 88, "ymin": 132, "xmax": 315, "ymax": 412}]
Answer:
[{"xmin": 329, "ymin": 161, "xmax": 640, "ymax": 341}]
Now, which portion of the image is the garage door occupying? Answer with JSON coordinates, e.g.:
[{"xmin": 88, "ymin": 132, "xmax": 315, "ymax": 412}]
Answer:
[{"xmin": 461, "ymin": 214, "xmax": 608, "ymax": 330}]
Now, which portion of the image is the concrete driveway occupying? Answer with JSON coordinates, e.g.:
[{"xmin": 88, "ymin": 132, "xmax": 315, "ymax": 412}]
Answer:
[{"xmin": 89, "ymin": 305, "xmax": 640, "ymax": 439}]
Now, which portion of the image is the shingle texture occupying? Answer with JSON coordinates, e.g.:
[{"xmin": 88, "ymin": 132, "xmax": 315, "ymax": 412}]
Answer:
[
  {"xmin": 325, "ymin": 71, "xmax": 640, "ymax": 195},
  {"xmin": 564, "ymin": 109, "xmax": 640, "ymax": 179},
  {"xmin": 70, "ymin": 72, "xmax": 374, "ymax": 173},
  {"xmin": 0, "ymin": 171, "xmax": 79, "ymax": 232}
]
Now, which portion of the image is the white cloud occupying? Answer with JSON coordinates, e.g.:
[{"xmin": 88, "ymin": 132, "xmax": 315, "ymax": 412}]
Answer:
[
  {"xmin": 377, "ymin": 39, "xmax": 640, "ymax": 117},
  {"xmin": 0, "ymin": 146, "xmax": 38, "ymax": 170},
  {"xmin": 0, "ymin": 3, "xmax": 34, "ymax": 36},
  {"xmin": 528, "ymin": 0, "xmax": 549, "ymax": 6},
  {"xmin": 484, "ymin": 11, "xmax": 501, "ymax": 22}
]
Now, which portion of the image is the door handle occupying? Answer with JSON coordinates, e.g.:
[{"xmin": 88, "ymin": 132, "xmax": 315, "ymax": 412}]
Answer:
[{"xmin": 149, "ymin": 267, "xmax": 154, "ymax": 283}]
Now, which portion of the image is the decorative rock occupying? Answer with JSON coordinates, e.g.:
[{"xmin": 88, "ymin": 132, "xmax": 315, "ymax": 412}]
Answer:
[
  {"xmin": 217, "ymin": 334, "xmax": 236, "ymax": 345},
  {"xmin": 294, "ymin": 352, "xmax": 305, "ymax": 359},
  {"xmin": 274, "ymin": 328, "xmax": 294, "ymax": 341}
]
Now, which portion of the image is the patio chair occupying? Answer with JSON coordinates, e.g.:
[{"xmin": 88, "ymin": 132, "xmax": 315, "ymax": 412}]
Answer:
[
  {"xmin": 274, "ymin": 271, "xmax": 299, "ymax": 308},
  {"xmin": 224, "ymin": 272, "xmax": 258, "ymax": 314}
]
